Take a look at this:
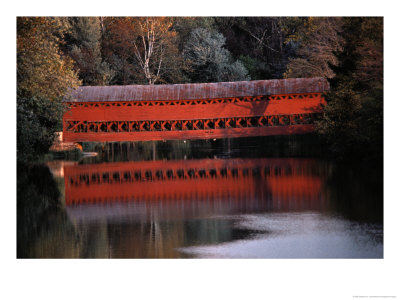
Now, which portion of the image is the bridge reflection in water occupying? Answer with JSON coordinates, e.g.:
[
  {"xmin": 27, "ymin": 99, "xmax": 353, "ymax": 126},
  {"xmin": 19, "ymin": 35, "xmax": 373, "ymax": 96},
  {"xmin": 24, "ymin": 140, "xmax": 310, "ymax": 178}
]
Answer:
[
  {"xmin": 61, "ymin": 158, "xmax": 330, "ymax": 258},
  {"xmin": 65, "ymin": 158, "xmax": 326, "ymax": 211}
]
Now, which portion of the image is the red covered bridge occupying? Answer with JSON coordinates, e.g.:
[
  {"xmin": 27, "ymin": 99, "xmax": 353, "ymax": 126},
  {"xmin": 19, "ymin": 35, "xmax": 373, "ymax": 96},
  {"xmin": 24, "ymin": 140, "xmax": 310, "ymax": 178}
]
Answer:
[{"xmin": 62, "ymin": 77, "xmax": 329, "ymax": 142}]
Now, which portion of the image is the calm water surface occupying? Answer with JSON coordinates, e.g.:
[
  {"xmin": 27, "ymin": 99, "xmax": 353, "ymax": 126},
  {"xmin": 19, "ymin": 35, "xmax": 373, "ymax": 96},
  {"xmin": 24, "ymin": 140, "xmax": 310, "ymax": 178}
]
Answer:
[{"xmin": 17, "ymin": 138, "xmax": 383, "ymax": 258}]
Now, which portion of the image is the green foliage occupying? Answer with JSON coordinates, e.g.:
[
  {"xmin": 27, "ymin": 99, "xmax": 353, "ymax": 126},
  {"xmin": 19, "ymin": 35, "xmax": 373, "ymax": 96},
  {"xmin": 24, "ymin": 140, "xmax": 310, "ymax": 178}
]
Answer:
[
  {"xmin": 316, "ymin": 80, "xmax": 364, "ymax": 155},
  {"xmin": 316, "ymin": 17, "xmax": 383, "ymax": 160},
  {"xmin": 239, "ymin": 55, "xmax": 272, "ymax": 80},
  {"xmin": 101, "ymin": 17, "xmax": 187, "ymax": 85},
  {"xmin": 172, "ymin": 17, "xmax": 216, "ymax": 51},
  {"xmin": 17, "ymin": 17, "xmax": 80, "ymax": 100},
  {"xmin": 283, "ymin": 17, "xmax": 344, "ymax": 79},
  {"xmin": 17, "ymin": 17, "xmax": 80, "ymax": 162},
  {"xmin": 17, "ymin": 95, "xmax": 65, "ymax": 162},
  {"xmin": 66, "ymin": 17, "xmax": 114, "ymax": 85},
  {"xmin": 183, "ymin": 28, "xmax": 250, "ymax": 82},
  {"xmin": 213, "ymin": 17, "xmax": 289, "ymax": 78}
]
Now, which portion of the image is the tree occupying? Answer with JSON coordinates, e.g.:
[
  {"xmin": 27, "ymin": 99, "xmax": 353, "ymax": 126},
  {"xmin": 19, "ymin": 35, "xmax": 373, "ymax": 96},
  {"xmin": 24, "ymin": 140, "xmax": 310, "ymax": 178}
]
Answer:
[
  {"xmin": 130, "ymin": 17, "xmax": 186, "ymax": 85},
  {"xmin": 213, "ymin": 17, "xmax": 289, "ymax": 79},
  {"xmin": 66, "ymin": 17, "xmax": 113, "ymax": 85},
  {"xmin": 183, "ymin": 28, "xmax": 250, "ymax": 82},
  {"xmin": 102, "ymin": 17, "xmax": 186, "ymax": 85},
  {"xmin": 101, "ymin": 17, "xmax": 140, "ymax": 85},
  {"xmin": 17, "ymin": 17, "xmax": 81, "ymax": 161},
  {"xmin": 17, "ymin": 17, "xmax": 80, "ymax": 100},
  {"xmin": 283, "ymin": 17, "xmax": 344, "ymax": 79},
  {"xmin": 315, "ymin": 17, "xmax": 383, "ymax": 160}
]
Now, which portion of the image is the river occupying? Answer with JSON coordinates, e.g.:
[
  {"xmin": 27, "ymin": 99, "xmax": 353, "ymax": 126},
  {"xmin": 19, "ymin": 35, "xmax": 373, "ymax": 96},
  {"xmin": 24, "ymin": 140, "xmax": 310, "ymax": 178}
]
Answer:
[{"xmin": 17, "ymin": 137, "xmax": 383, "ymax": 258}]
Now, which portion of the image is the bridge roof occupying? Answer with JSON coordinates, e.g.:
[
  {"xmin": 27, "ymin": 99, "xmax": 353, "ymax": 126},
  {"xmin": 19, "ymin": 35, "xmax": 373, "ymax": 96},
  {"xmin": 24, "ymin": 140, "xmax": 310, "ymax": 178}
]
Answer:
[{"xmin": 64, "ymin": 77, "xmax": 329, "ymax": 103}]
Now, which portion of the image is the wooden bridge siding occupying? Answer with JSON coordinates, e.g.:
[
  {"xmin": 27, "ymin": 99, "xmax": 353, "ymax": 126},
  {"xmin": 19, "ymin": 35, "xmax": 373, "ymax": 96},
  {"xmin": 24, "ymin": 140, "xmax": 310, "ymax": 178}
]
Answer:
[
  {"xmin": 63, "ymin": 124, "xmax": 315, "ymax": 142},
  {"xmin": 63, "ymin": 96, "xmax": 324, "ymax": 122}
]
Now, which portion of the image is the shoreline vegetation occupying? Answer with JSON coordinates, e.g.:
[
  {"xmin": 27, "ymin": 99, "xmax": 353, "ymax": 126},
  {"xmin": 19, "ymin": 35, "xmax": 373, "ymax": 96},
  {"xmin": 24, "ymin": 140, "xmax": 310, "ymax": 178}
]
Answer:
[{"xmin": 17, "ymin": 17, "xmax": 383, "ymax": 165}]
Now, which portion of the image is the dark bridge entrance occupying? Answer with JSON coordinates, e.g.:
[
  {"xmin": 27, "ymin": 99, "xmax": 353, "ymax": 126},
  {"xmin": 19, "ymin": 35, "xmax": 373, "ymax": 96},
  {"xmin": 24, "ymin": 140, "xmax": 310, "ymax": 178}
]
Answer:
[{"xmin": 62, "ymin": 77, "xmax": 328, "ymax": 142}]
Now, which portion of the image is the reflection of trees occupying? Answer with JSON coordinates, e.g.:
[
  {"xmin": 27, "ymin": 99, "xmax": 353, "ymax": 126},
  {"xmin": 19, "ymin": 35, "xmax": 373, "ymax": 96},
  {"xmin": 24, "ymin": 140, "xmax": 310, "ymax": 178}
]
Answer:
[
  {"xmin": 17, "ymin": 163, "xmax": 80, "ymax": 258},
  {"xmin": 322, "ymin": 162, "xmax": 383, "ymax": 224}
]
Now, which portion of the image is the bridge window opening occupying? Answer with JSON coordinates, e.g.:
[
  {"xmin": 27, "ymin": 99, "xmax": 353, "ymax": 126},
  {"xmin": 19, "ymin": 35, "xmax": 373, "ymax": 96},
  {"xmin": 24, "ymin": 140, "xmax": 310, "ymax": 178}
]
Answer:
[
  {"xmin": 249, "ymin": 117, "xmax": 258, "ymax": 127},
  {"xmin": 198, "ymin": 169, "xmax": 206, "ymax": 178},
  {"xmin": 140, "ymin": 121, "xmax": 149, "ymax": 131},
  {"xmin": 129, "ymin": 122, "xmax": 138, "ymax": 132},
  {"xmin": 164, "ymin": 122, "xmax": 172, "ymax": 131},
  {"xmin": 216, "ymin": 119, "xmax": 225, "ymax": 128},
  {"xmin": 75, "ymin": 122, "xmax": 86, "ymax": 132},
  {"xmin": 259, "ymin": 117, "xmax": 268, "ymax": 127},
  {"xmin": 120, "ymin": 122, "xmax": 128, "ymax": 132},
  {"xmin": 123, "ymin": 171, "xmax": 131, "ymax": 182},
  {"xmin": 242, "ymin": 168, "xmax": 249, "ymax": 177},
  {"xmin": 152, "ymin": 121, "xmax": 161, "ymax": 131},
  {"xmin": 98, "ymin": 122, "xmax": 107, "ymax": 132},
  {"xmin": 284, "ymin": 166, "xmax": 292, "ymax": 176},
  {"xmin": 166, "ymin": 170, "xmax": 174, "ymax": 179},
  {"xmin": 226, "ymin": 119, "xmax": 235, "ymax": 128},
  {"xmin": 206, "ymin": 121, "xmax": 215, "ymax": 129},
  {"xmin": 274, "ymin": 167, "xmax": 281, "ymax": 176},
  {"xmin": 112, "ymin": 172, "xmax": 120, "ymax": 183},
  {"xmin": 209, "ymin": 169, "xmax": 217, "ymax": 177},
  {"xmin": 187, "ymin": 169, "xmax": 195, "ymax": 178},
  {"xmin": 106, "ymin": 122, "xmax": 116, "ymax": 132},
  {"xmin": 79, "ymin": 174, "xmax": 89, "ymax": 185},
  {"xmin": 66, "ymin": 121, "xmax": 74, "ymax": 131},
  {"xmin": 231, "ymin": 168, "xmax": 238, "ymax": 177},
  {"xmin": 281, "ymin": 116, "xmax": 290, "ymax": 126},
  {"xmin": 174, "ymin": 121, "xmax": 182, "ymax": 131},
  {"xmin": 102, "ymin": 173, "xmax": 109, "ymax": 183},
  {"xmin": 197, "ymin": 120, "xmax": 204, "ymax": 130},
  {"xmin": 155, "ymin": 170, "xmax": 163, "ymax": 180},
  {"xmin": 134, "ymin": 171, "xmax": 141, "ymax": 181},
  {"xmin": 270, "ymin": 116, "xmax": 279, "ymax": 126},
  {"xmin": 252, "ymin": 167, "xmax": 261, "ymax": 176},
  {"xmin": 91, "ymin": 173, "xmax": 99, "ymax": 184},
  {"xmin": 145, "ymin": 170, "xmax": 152, "ymax": 180},
  {"xmin": 220, "ymin": 168, "xmax": 228, "ymax": 177},
  {"xmin": 87, "ymin": 123, "xmax": 96, "ymax": 132},
  {"xmin": 185, "ymin": 122, "xmax": 193, "ymax": 130},
  {"xmin": 238, "ymin": 118, "xmax": 247, "ymax": 127},
  {"xmin": 264, "ymin": 167, "xmax": 271, "ymax": 176},
  {"xmin": 177, "ymin": 169, "xmax": 184, "ymax": 179}
]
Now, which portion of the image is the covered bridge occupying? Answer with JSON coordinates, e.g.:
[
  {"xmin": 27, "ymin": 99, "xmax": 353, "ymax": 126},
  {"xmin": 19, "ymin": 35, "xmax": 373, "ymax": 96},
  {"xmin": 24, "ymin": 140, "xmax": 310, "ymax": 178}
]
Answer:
[{"xmin": 62, "ymin": 77, "xmax": 329, "ymax": 142}]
